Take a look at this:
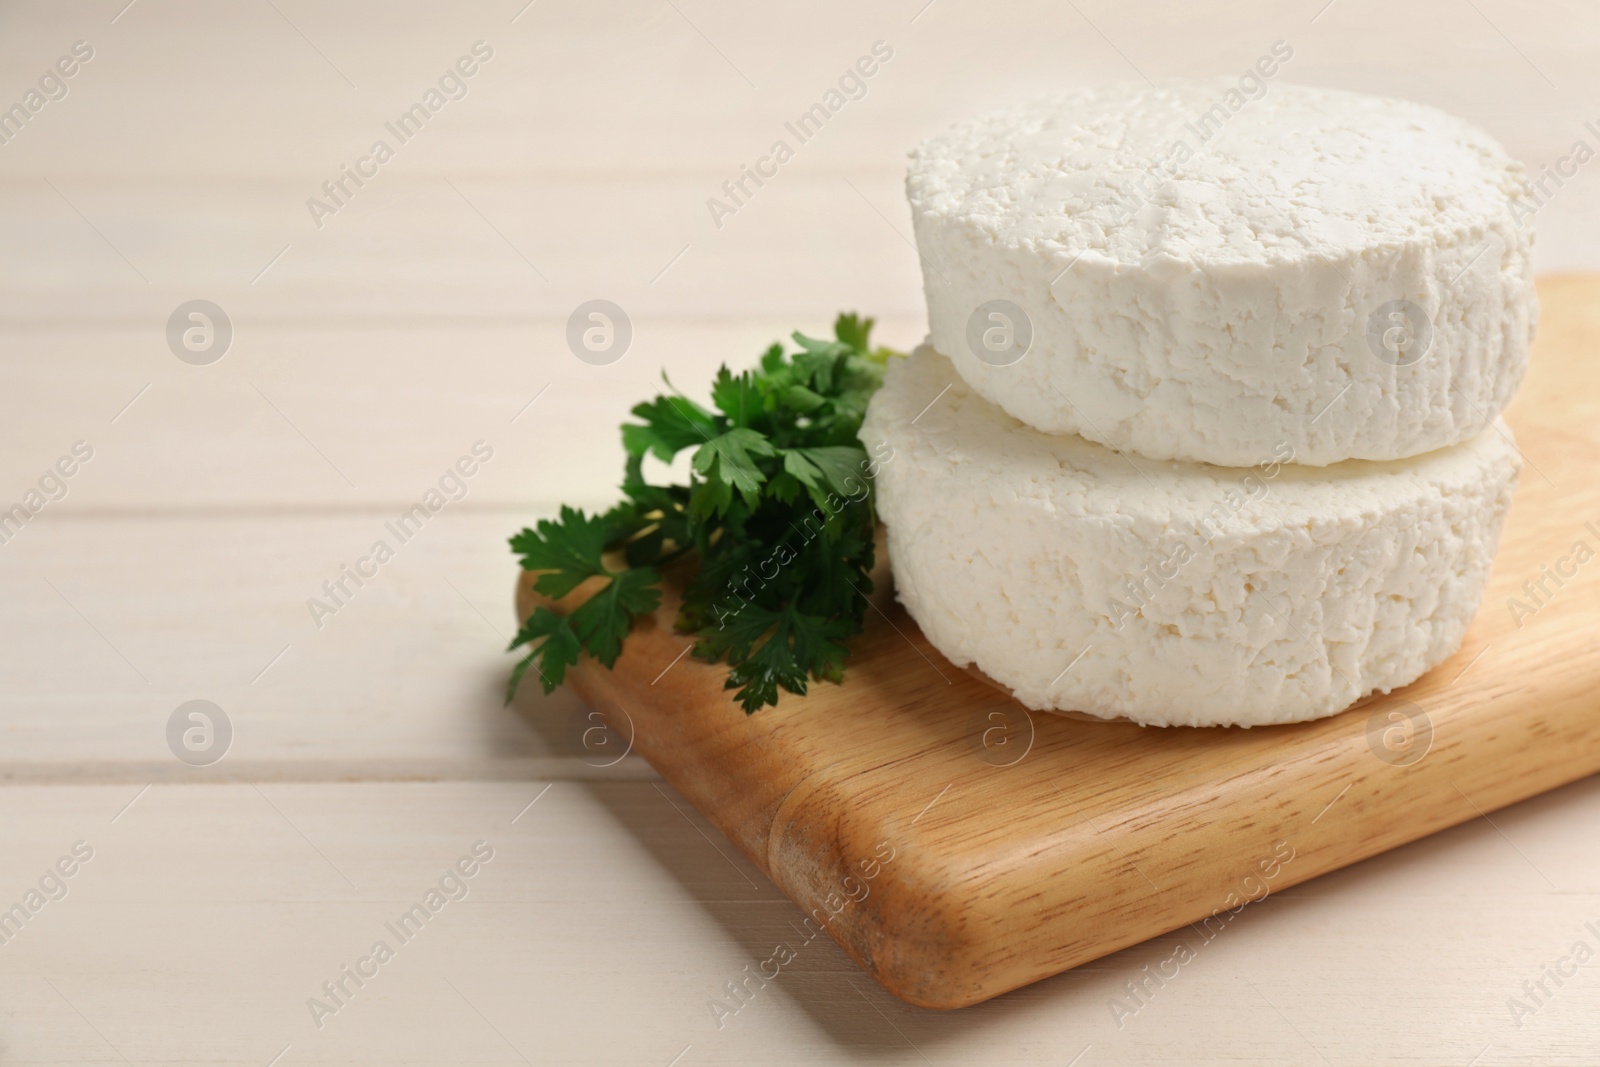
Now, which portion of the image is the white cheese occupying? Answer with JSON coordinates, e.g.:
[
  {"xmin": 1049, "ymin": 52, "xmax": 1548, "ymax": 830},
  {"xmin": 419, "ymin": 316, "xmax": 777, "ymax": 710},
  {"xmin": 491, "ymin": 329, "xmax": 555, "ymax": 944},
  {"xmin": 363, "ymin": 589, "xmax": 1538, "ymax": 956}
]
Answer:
[
  {"xmin": 860, "ymin": 346, "xmax": 1521, "ymax": 727},
  {"xmin": 906, "ymin": 80, "xmax": 1537, "ymax": 467}
]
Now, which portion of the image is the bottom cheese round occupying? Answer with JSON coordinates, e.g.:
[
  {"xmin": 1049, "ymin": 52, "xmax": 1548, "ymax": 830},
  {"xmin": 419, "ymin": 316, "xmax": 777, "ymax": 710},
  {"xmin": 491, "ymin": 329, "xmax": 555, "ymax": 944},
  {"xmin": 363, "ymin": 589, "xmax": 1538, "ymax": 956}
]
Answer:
[{"xmin": 860, "ymin": 346, "xmax": 1521, "ymax": 728}]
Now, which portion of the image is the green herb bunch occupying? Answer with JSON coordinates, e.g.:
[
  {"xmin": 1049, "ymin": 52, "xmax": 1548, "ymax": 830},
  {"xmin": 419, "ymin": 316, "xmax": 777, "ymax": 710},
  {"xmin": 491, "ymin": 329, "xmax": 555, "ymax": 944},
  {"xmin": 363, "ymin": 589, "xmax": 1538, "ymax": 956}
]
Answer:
[{"xmin": 507, "ymin": 314, "xmax": 898, "ymax": 712}]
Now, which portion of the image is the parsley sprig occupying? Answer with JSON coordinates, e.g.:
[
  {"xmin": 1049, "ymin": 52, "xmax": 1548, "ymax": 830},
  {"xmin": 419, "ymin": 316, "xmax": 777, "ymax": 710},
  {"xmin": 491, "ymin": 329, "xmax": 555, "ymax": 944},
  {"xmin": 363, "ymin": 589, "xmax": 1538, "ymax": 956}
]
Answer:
[{"xmin": 507, "ymin": 314, "xmax": 897, "ymax": 712}]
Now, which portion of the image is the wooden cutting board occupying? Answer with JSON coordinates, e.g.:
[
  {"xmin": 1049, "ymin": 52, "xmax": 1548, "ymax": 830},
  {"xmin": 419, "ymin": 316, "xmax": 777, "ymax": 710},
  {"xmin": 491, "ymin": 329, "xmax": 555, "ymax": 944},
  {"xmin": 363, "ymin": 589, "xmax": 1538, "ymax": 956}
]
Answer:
[{"xmin": 515, "ymin": 275, "xmax": 1600, "ymax": 1010}]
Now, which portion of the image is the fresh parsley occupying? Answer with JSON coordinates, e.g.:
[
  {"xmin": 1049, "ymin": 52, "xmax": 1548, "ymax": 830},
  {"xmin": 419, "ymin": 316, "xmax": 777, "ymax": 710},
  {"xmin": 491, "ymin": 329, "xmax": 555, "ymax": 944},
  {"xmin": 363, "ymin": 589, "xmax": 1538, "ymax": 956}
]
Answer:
[{"xmin": 507, "ymin": 313, "xmax": 898, "ymax": 712}]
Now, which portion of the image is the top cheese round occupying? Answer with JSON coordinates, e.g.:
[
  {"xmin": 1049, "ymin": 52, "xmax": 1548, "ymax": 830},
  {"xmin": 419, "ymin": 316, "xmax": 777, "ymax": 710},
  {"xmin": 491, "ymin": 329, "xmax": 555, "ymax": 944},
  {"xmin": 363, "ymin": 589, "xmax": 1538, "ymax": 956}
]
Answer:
[{"xmin": 906, "ymin": 80, "xmax": 1537, "ymax": 467}]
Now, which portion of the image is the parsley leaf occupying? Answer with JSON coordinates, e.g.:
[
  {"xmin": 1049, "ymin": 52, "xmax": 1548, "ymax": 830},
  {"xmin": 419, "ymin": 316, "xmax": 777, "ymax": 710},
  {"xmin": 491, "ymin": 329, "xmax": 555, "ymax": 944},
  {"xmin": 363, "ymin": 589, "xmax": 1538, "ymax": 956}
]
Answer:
[
  {"xmin": 568, "ymin": 567, "xmax": 661, "ymax": 666},
  {"xmin": 783, "ymin": 445, "xmax": 869, "ymax": 505},
  {"xmin": 506, "ymin": 505, "xmax": 662, "ymax": 697},
  {"xmin": 622, "ymin": 393, "xmax": 716, "ymax": 463},
  {"xmin": 504, "ymin": 608, "xmax": 580, "ymax": 702},
  {"xmin": 691, "ymin": 428, "xmax": 775, "ymax": 514},
  {"xmin": 510, "ymin": 505, "xmax": 615, "ymax": 599}
]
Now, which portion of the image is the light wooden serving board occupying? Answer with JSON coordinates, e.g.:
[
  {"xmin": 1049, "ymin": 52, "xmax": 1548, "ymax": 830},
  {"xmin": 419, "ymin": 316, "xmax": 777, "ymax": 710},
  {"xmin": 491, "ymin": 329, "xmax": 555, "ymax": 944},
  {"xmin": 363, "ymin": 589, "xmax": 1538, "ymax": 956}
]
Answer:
[{"xmin": 516, "ymin": 275, "xmax": 1600, "ymax": 1010}]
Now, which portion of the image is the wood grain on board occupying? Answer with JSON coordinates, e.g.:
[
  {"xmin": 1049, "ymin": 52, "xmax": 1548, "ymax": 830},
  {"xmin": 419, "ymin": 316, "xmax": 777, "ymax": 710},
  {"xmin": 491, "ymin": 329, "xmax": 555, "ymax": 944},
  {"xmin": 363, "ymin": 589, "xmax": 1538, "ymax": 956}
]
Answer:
[{"xmin": 516, "ymin": 276, "xmax": 1600, "ymax": 1009}]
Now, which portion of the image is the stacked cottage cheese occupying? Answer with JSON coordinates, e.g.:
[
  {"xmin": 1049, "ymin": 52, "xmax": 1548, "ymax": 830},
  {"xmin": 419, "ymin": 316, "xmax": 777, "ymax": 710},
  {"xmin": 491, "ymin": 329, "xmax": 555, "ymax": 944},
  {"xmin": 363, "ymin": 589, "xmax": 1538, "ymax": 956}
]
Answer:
[{"xmin": 860, "ymin": 81, "xmax": 1534, "ymax": 727}]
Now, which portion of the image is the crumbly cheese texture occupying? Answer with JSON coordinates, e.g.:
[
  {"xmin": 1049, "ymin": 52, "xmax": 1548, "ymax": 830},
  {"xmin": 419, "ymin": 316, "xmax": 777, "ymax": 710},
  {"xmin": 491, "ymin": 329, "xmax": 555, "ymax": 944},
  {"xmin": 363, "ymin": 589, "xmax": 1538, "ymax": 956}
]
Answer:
[
  {"xmin": 861, "ymin": 347, "xmax": 1521, "ymax": 727},
  {"xmin": 907, "ymin": 80, "xmax": 1537, "ymax": 467}
]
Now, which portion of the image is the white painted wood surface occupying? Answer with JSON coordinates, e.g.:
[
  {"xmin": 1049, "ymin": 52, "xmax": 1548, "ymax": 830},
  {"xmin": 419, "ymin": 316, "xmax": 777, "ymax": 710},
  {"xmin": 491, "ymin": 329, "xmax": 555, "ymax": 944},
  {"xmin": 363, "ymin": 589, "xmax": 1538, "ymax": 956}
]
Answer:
[{"xmin": 2, "ymin": 0, "xmax": 1598, "ymax": 1061}]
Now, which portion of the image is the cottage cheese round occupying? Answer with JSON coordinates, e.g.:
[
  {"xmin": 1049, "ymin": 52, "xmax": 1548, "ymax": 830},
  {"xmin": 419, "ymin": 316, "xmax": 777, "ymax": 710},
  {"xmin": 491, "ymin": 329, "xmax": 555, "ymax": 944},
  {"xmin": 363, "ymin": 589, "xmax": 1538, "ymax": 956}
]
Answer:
[
  {"xmin": 907, "ymin": 80, "xmax": 1536, "ymax": 467},
  {"xmin": 862, "ymin": 347, "xmax": 1521, "ymax": 727}
]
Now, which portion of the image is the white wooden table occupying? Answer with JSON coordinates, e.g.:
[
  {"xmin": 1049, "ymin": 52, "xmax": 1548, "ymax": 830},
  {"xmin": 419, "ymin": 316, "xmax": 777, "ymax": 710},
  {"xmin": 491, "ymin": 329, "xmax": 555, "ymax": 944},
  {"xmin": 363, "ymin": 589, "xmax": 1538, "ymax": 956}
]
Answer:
[{"xmin": 3, "ymin": 1, "xmax": 1598, "ymax": 1062}]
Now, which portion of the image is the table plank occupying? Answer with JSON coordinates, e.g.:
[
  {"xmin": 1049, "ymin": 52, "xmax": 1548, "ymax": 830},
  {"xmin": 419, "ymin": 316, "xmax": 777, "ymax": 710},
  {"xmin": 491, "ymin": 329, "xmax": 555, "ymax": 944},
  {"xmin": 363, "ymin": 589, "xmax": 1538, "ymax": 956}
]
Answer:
[
  {"xmin": 0, "ymin": 508, "xmax": 645, "ymax": 780},
  {"xmin": 0, "ymin": 778, "xmax": 1595, "ymax": 1065},
  {"xmin": 0, "ymin": 316, "xmax": 927, "ymax": 512}
]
